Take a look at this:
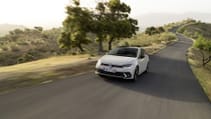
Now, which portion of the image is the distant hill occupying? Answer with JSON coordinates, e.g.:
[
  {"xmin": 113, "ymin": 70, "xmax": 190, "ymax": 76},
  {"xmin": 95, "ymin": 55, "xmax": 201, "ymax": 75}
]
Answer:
[
  {"xmin": 137, "ymin": 12, "xmax": 211, "ymax": 30},
  {"xmin": 0, "ymin": 24, "xmax": 25, "ymax": 37}
]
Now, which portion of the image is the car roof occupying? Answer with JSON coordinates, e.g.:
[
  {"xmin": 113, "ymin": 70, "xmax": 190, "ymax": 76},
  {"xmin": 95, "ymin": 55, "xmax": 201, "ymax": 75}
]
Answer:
[{"xmin": 117, "ymin": 46, "xmax": 142, "ymax": 49}]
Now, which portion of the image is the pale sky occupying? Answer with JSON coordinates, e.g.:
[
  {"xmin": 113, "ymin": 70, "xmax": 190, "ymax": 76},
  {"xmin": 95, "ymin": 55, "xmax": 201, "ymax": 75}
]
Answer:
[{"xmin": 0, "ymin": 0, "xmax": 211, "ymax": 28}]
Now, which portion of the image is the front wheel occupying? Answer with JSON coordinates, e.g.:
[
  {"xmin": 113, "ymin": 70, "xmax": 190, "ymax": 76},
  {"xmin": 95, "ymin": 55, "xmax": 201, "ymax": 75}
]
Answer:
[
  {"xmin": 132, "ymin": 67, "xmax": 139, "ymax": 82},
  {"xmin": 145, "ymin": 62, "xmax": 149, "ymax": 73}
]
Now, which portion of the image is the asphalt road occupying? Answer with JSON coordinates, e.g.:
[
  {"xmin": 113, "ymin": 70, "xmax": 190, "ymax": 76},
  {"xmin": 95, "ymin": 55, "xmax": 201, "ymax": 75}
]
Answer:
[{"xmin": 0, "ymin": 34, "xmax": 211, "ymax": 119}]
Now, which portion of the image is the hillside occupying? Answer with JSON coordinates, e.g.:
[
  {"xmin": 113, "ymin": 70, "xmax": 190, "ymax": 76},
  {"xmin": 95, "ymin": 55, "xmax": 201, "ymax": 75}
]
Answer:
[
  {"xmin": 177, "ymin": 21, "xmax": 211, "ymax": 39},
  {"xmin": 163, "ymin": 19, "xmax": 197, "ymax": 32},
  {"xmin": 138, "ymin": 12, "xmax": 211, "ymax": 30},
  {"xmin": 0, "ymin": 24, "xmax": 25, "ymax": 37},
  {"xmin": 0, "ymin": 28, "xmax": 62, "ymax": 66}
]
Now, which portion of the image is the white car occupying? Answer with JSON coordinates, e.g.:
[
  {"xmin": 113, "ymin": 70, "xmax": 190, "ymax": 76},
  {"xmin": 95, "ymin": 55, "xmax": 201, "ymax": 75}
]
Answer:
[{"xmin": 95, "ymin": 47, "xmax": 149, "ymax": 81}]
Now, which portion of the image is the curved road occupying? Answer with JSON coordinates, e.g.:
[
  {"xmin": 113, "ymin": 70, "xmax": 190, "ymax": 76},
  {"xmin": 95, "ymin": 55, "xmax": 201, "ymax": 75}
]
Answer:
[{"xmin": 0, "ymin": 34, "xmax": 211, "ymax": 119}]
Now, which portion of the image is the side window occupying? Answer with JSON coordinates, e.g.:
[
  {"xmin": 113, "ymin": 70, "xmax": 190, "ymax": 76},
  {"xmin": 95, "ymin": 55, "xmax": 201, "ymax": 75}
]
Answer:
[{"xmin": 140, "ymin": 49, "xmax": 145, "ymax": 58}]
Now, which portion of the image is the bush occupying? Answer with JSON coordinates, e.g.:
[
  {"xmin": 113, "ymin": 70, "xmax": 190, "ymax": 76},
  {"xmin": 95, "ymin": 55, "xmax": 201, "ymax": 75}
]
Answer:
[
  {"xmin": 118, "ymin": 41, "xmax": 130, "ymax": 47},
  {"xmin": 160, "ymin": 32, "xmax": 176, "ymax": 41},
  {"xmin": 194, "ymin": 35, "xmax": 211, "ymax": 66},
  {"xmin": 10, "ymin": 44, "xmax": 20, "ymax": 52},
  {"xmin": 17, "ymin": 53, "xmax": 35, "ymax": 64},
  {"xmin": 177, "ymin": 27, "xmax": 185, "ymax": 33},
  {"xmin": 145, "ymin": 26, "xmax": 165, "ymax": 35},
  {"xmin": 1, "ymin": 46, "xmax": 9, "ymax": 51}
]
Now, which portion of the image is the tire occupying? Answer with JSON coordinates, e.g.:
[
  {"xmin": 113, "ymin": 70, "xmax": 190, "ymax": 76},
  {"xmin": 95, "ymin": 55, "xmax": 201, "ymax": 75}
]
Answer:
[
  {"xmin": 145, "ymin": 62, "xmax": 149, "ymax": 73},
  {"xmin": 132, "ymin": 67, "xmax": 139, "ymax": 82},
  {"xmin": 98, "ymin": 74, "xmax": 105, "ymax": 78}
]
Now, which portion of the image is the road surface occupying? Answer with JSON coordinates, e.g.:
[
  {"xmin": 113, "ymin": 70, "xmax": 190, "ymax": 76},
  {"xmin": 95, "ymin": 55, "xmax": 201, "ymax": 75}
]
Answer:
[{"xmin": 0, "ymin": 34, "xmax": 211, "ymax": 119}]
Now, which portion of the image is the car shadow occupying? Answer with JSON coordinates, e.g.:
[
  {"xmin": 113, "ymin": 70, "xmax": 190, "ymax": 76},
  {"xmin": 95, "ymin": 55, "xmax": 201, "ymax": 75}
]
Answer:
[{"xmin": 100, "ymin": 55, "xmax": 209, "ymax": 103}]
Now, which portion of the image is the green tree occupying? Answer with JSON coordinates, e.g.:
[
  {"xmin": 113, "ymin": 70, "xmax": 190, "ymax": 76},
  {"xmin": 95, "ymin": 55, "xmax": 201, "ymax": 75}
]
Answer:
[
  {"xmin": 194, "ymin": 35, "xmax": 211, "ymax": 66},
  {"xmin": 157, "ymin": 26, "xmax": 165, "ymax": 33},
  {"xmin": 106, "ymin": 0, "xmax": 138, "ymax": 50},
  {"xmin": 59, "ymin": 0, "xmax": 92, "ymax": 52},
  {"xmin": 92, "ymin": 0, "xmax": 138, "ymax": 50},
  {"xmin": 89, "ymin": 2, "xmax": 107, "ymax": 53},
  {"xmin": 13, "ymin": 29, "xmax": 24, "ymax": 34},
  {"xmin": 145, "ymin": 26, "xmax": 159, "ymax": 35},
  {"xmin": 34, "ymin": 26, "xmax": 43, "ymax": 32}
]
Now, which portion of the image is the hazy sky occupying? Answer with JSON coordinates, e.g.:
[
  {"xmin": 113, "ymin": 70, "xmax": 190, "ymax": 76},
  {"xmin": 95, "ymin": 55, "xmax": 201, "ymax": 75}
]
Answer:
[{"xmin": 0, "ymin": 0, "xmax": 211, "ymax": 28}]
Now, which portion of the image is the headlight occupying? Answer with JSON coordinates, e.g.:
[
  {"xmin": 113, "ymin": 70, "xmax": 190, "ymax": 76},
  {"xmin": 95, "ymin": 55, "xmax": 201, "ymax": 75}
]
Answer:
[
  {"xmin": 96, "ymin": 60, "xmax": 101, "ymax": 67},
  {"xmin": 122, "ymin": 64, "xmax": 132, "ymax": 67}
]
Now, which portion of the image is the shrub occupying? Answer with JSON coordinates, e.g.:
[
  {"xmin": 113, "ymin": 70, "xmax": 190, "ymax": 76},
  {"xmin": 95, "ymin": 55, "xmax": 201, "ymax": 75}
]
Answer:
[
  {"xmin": 118, "ymin": 41, "xmax": 130, "ymax": 47},
  {"xmin": 177, "ymin": 27, "xmax": 185, "ymax": 33},
  {"xmin": 145, "ymin": 26, "xmax": 165, "ymax": 35},
  {"xmin": 10, "ymin": 44, "xmax": 20, "ymax": 52},
  {"xmin": 194, "ymin": 35, "xmax": 211, "ymax": 66},
  {"xmin": 1, "ymin": 46, "xmax": 9, "ymax": 51},
  {"xmin": 17, "ymin": 53, "xmax": 35, "ymax": 64}
]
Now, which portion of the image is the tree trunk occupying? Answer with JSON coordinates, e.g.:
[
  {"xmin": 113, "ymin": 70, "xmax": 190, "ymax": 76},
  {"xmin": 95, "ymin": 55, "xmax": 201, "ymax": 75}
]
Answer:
[
  {"xmin": 108, "ymin": 37, "xmax": 114, "ymax": 50},
  {"xmin": 199, "ymin": 50, "xmax": 206, "ymax": 66},
  {"xmin": 98, "ymin": 38, "xmax": 103, "ymax": 54},
  {"xmin": 203, "ymin": 55, "xmax": 211, "ymax": 66},
  {"xmin": 78, "ymin": 44, "xmax": 84, "ymax": 52}
]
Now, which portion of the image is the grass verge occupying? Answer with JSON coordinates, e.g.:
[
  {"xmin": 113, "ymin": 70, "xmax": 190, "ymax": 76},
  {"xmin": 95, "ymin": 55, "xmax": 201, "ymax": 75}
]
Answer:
[
  {"xmin": 0, "ymin": 55, "xmax": 97, "ymax": 94},
  {"xmin": 187, "ymin": 48, "xmax": 211, "ymax": 101}
]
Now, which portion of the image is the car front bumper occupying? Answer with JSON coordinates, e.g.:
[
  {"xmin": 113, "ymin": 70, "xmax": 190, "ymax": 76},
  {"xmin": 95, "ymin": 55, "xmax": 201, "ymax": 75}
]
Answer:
[{"xmin": 95, "ymin": 68, "xmax": 134, "ymax": 79}]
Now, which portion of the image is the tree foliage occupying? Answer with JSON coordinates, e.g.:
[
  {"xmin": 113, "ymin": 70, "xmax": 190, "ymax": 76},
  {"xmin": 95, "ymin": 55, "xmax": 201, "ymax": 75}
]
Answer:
[
  {"xmin": 59, "ymin": 1, "xmax": 92, "ymax": 52},
  {"xmin": 96, "ymin": 0, "xmax": 138, "ymax": 50},
  {"xmin": 145, "ymin": 26, "xmax": 165, "ymax": 35},
  {"xmin": 194, "ymin": 35, "xmax": 211, "ymax": 66},
  {"xmin": 59, "ymin": 0, "xmax": 138, "ymax": 53},
  {"xmin": 34, "ymin": 26, "xmax": 43, "ymax": 32}
]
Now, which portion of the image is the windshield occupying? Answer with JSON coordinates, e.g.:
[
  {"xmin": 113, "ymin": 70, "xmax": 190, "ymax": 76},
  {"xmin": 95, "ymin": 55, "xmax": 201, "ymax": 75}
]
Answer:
[{"xmin": 108, "ymin": 47, "xmax": 138, "ymax": 58}]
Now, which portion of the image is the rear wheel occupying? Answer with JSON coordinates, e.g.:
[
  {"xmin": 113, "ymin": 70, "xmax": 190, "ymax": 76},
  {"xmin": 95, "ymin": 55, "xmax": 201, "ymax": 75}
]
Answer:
[{"xmin": 132, "ymin": 67, "xmax": 139, "ymax": 82}]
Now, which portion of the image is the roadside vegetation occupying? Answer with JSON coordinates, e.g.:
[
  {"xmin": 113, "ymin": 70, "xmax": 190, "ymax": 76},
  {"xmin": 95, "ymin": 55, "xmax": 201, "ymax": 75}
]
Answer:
[
  {"xmin": 188, "ymin": 47, "xmax": 211, "ymax": 101},
  {"xmin": 179, "ymin": 21, "xmax": 211, "ymax": 101},
  {"xmin": 117, "ymin": 32, "xmax": 176, "ymax": 54}
]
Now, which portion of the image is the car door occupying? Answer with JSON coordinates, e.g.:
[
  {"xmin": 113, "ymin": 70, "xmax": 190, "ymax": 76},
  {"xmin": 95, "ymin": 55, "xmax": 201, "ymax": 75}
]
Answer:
[{"xmin": 138, "ymin": 49, "xmax": 147, "ymax": 74}]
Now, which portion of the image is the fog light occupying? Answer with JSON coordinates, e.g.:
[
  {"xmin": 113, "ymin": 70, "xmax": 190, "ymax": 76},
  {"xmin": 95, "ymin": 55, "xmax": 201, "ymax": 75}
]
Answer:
[
  {"xmin": 123, "ymin": 72, "xmax": 132, "ymax": 78},
  {"xmin": 123, "ymin": 73, "xmax": 127, "ymax": 78}
]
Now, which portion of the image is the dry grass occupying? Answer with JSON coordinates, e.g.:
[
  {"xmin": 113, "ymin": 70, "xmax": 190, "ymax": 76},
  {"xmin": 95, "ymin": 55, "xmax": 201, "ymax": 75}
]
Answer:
[
  {"xmin": 188, "ymin": 48, "xmax": 211, "ymax": 101},
  {"xmin": 118, "ymin": 32, "xmax": 177, "ymax": 55},
  {"xmin": 0, "ymin": 54, "xmax": 89, "ymax": 74},
  {"xmin": 0, "ymin": 54, "xmax": 97, "ymax": 93}
]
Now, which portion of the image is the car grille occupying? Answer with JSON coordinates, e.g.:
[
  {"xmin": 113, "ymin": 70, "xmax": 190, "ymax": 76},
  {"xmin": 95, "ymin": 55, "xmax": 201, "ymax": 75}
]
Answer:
[{"xmin": 101, "ymin": 63, "xmax": 123, "ymax": 68}]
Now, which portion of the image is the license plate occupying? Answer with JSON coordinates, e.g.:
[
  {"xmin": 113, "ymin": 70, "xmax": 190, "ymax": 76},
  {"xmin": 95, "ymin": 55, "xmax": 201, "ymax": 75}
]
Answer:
[{"xmin": 102, "ymin": 67, "xmax": 116, "ymax": 73}]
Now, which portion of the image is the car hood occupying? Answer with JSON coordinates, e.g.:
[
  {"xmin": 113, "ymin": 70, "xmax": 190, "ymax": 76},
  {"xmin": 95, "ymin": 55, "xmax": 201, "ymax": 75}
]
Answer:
[{"xmin": 100, "ymin": 55, "xmax": 136, "ymax": 65}]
